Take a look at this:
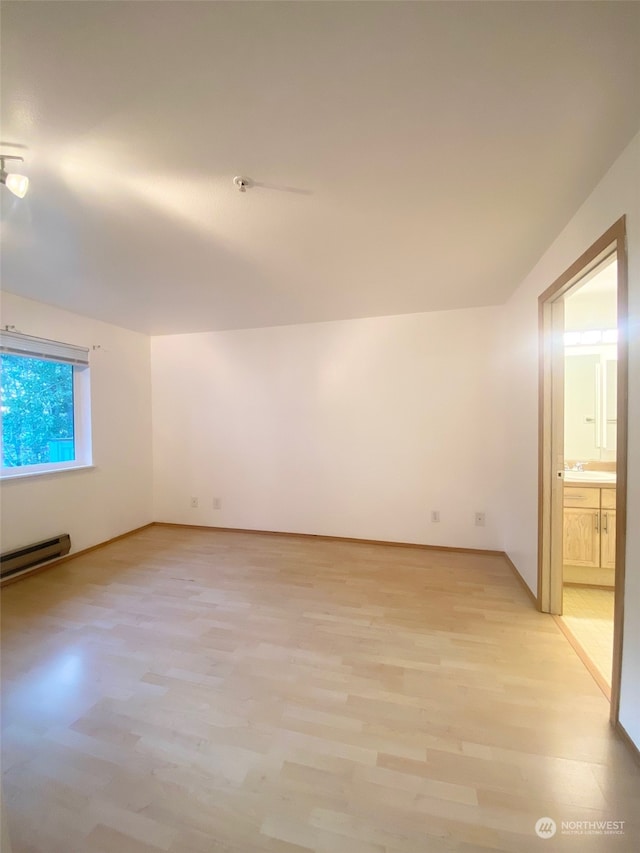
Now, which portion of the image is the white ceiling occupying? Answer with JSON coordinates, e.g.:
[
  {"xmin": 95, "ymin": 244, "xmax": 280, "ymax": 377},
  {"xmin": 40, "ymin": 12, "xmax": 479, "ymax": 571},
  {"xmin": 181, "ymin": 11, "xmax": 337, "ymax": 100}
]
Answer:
[{"xmin": 1, "ymin": 1, "xmax": 639, "ymax": 335}]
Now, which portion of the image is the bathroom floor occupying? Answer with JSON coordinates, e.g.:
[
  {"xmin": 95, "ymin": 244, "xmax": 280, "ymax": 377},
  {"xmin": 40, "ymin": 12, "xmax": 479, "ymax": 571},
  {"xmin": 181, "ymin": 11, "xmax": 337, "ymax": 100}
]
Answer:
[{"xmin": 562, "ymin": 585, "xmax": 614, "ymax": 685}]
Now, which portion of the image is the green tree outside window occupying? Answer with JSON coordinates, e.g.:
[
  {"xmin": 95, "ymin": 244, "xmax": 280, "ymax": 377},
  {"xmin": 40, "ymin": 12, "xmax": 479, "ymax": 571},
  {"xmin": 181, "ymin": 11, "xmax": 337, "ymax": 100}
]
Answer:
[{"xmin": 0, "ymin": 354, "xmax": 75, "ymax": 467}]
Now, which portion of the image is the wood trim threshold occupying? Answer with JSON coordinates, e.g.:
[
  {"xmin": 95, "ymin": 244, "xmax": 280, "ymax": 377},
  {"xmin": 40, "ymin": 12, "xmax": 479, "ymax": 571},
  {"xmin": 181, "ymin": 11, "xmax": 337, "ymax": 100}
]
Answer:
[
  {"xmin": 552, "ymin": 614, "xmax": 611, "ymax": 702},
  {"xmin": 152, "ymin": 522, "xmax": 506, "ymax": 557},
  {"xmin": 615, "ymin": 722, "xmax": 640, "ymax": 767},
  {"xmin": 563, "ymin": 582, "xmax": 615, "ymax": 591},
  {"xmin": 0, "ymin": 523, "xmax": 155, "ymax": 588},
  {"xmin": 502, "ymin": 553, "xmax": 539, "ymax": 609}
]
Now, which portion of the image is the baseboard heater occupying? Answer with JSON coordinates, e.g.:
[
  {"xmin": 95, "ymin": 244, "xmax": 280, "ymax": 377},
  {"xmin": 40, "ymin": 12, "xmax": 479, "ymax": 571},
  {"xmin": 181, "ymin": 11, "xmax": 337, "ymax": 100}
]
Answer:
[{"xmin": 1, "ymin": 534, "xmax": 71, "ymax": 579}]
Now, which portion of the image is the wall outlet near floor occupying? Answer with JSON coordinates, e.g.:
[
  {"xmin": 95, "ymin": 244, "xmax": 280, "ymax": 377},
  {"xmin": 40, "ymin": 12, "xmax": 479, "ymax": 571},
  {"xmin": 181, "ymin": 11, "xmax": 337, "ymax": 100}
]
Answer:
[
  {"xmin": 431, "ymin": 510, "xmax": 440, "ymax": 523},
  {"xmin": 475, "ymin": 512, "xmax": 485, "ymax": 527},
  {"xmin": 213, "ymin": 498, "xmax": 221, "ymax": 510},
  {"xmin": 190, "ymin": 497, "xmax": 199, "ymax": 508}
]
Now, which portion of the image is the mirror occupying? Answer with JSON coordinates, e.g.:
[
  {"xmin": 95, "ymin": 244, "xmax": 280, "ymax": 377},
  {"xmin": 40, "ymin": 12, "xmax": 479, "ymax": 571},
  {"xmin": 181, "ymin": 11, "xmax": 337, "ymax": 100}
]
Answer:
[{"xmin": 565, "ymin": 346, "xmax": 617, "ymax": 462}]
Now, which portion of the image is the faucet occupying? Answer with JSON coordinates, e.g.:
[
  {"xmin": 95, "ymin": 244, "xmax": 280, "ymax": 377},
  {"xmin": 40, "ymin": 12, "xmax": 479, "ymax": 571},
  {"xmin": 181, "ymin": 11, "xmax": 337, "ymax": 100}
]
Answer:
[{"xmin": 564, "ymin": 461, "xmax": 585, "ymax": 472}]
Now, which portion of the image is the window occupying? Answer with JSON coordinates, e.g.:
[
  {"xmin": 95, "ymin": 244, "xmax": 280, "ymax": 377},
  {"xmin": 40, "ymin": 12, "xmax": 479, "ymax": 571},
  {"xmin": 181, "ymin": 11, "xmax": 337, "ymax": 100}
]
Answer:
[{"xmin": 0, "ymin": 331, "xmax": 91, "ymax": 477}]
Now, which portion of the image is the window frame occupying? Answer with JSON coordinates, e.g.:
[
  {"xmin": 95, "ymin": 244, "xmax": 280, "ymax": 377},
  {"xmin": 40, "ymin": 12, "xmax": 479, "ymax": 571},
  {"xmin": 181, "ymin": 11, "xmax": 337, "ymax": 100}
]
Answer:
[{"xmin": 0, "ymin": 332, "xmax": 92, "ymax": 479}]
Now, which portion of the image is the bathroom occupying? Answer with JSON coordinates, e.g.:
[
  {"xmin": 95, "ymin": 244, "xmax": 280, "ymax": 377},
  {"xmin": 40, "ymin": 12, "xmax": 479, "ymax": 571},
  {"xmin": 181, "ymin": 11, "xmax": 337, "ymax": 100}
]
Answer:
[{"xmin": 561, "ymin": 255, "xmax": 617, "ymax": 690}]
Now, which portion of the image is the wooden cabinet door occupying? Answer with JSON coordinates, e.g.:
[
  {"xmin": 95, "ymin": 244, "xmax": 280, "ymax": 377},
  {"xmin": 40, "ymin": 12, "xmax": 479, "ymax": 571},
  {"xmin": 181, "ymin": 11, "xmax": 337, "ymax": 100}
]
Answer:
[
  {"xmin": 563, "ymin": 508, "xmax": 600, "ymax": 567},
  {"xmin": 601, "ymin": 509, "xmax": 616, "ymax": 569}
]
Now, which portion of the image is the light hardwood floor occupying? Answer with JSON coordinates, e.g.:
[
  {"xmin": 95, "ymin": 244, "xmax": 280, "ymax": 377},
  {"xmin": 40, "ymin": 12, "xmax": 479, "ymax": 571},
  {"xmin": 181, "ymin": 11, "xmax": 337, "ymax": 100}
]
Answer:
[
  {"xmin": 562, "ymin": 586, "xmax": 615, "ymax": 687},
  {"xmin": 1, "ymin": 526, "xmax": 639, "ymax": 852}
]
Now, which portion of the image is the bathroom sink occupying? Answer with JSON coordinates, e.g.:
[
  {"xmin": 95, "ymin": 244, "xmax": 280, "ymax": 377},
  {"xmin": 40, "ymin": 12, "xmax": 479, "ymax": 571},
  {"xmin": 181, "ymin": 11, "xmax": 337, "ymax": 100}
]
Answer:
[{"xmin": 564, "ymin": 470, "xmax": 616, "ymax": 484}]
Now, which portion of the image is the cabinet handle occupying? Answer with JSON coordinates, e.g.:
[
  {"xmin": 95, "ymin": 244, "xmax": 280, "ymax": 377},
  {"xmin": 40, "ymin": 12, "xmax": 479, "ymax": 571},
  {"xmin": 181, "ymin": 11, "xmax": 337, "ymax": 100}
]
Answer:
[
  {"xmin": 595, "ymin": 513, "xmax": 599, "ymax": 533},
  {"xmin": 603, "ymin": 513, "xmax": 608, "ymax": 533}
]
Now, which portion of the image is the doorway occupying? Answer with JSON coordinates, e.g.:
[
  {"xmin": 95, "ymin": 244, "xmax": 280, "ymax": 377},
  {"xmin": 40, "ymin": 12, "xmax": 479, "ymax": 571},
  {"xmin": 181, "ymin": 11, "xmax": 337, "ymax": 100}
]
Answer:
[{"xmin": 538, "ymin": 217, "xmax": 628, "ymax": 723}]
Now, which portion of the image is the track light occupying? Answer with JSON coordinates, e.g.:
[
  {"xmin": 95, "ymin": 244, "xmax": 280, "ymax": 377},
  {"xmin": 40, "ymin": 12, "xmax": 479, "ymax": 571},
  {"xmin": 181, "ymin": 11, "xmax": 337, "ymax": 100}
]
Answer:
[{"xmin": 1, "ymin": 155, "xmax": 29, "ymax": 198}]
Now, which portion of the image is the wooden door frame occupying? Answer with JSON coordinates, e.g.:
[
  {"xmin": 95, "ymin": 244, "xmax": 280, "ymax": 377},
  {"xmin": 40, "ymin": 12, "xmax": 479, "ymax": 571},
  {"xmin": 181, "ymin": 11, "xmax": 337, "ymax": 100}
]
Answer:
[{"xmin": 537, "ymin": 216, "xmax": 628, "ymax": 724}]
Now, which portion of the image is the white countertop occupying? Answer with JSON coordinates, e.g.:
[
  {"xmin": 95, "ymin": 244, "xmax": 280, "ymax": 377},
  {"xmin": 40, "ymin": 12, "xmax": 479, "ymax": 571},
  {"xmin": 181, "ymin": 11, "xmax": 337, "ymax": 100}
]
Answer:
[{"xmin": 564, "ymin": 470, "xmax": 616, "ymax": 485}]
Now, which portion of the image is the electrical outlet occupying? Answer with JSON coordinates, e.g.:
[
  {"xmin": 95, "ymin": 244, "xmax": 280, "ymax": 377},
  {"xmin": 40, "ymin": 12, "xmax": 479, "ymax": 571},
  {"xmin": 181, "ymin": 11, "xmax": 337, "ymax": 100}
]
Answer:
[
  {"xmin": 190, "ymin": 497, "xmax": 199, "ymax": 508},
  {"xmin": 475, "ymin": 512, "xmax": 485, "ymax": 527},
  {"xmin": 213, "ymin": 498, "xmax": 221, "ymax": 510},
  {"xmin": 431, "ymin": 510, "xmax": 440, "ymax": 523}
]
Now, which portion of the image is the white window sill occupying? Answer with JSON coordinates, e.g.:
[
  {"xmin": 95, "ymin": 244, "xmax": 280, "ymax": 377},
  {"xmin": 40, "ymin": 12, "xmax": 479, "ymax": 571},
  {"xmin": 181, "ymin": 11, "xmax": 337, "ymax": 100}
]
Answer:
[{"xmin": 0, "ymin": 464, "xmax": 96, "ymax": 482}]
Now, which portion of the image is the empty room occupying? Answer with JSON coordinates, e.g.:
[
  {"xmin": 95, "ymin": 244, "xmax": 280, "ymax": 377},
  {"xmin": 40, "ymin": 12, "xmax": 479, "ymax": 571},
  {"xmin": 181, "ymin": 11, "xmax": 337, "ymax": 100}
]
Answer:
[{"xmin": 1, "ymin": 2, "xmax": 640, "ymax": 852}]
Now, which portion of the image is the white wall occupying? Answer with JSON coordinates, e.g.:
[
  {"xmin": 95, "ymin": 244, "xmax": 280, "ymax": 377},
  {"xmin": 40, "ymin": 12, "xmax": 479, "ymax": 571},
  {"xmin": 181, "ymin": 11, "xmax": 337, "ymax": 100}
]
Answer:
[
  {"xmin": 152, "ymin": 307, "xmax": 504, "ymax": 550},
  {"xmin": 501, "ymin": 131, "xmax": 640, "ymax": 748},
  {"xmin": 0, "ymin": 293, "xmax": 153, "ymax": 555},
  {"xmin": 564, "ymin": 290, "xmax": 617, "ymax": 331}
]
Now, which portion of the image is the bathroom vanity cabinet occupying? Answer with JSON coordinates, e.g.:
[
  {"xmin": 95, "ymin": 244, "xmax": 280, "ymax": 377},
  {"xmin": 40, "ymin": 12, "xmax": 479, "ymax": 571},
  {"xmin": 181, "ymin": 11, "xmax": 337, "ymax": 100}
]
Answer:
[{"xmin": 563, "ymin": 484, "xmax": 616, "ymax": 585}]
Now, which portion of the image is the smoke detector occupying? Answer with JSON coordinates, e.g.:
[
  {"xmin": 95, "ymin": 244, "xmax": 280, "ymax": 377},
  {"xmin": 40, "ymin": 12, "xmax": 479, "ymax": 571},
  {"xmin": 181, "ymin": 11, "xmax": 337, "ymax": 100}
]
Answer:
[{"xmin": 233, "ymin": 176, "xmax": 253, "ymax": 193}]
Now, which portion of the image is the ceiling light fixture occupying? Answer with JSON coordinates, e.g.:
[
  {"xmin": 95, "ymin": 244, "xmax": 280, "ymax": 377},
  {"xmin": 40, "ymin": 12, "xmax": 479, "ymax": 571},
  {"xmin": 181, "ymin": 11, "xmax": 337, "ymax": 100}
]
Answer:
[{"xmin": 1, "ymin": 155, "xmax": 29, "ymax": 198}]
